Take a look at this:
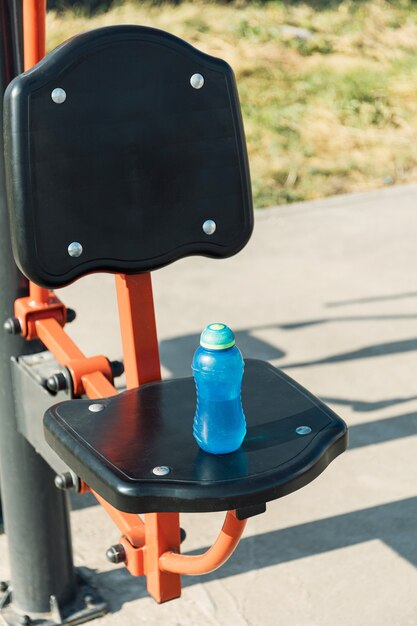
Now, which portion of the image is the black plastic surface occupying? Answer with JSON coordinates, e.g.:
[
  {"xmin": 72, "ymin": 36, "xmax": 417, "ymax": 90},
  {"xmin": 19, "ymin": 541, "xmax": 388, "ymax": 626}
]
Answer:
[
  {"xmin": 4, "ymin": 26, "xmax": 253, "ymax": 287},
  {"xmin": 44, "ymin": 360, "xmax": 347, "ymax": 513}
]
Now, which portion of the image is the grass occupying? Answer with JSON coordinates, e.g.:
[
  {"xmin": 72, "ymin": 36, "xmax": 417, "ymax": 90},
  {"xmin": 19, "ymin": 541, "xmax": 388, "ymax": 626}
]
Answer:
[{"xmin": 47, "ymin": 0, "xmax": 417, "ymax": 207}]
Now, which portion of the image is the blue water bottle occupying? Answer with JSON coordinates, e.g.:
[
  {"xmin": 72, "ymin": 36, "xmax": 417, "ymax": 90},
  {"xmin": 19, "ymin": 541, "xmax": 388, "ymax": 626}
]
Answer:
[{"xmin": 192, "ymin": 323, "xmax": 246, "ymax": 454}]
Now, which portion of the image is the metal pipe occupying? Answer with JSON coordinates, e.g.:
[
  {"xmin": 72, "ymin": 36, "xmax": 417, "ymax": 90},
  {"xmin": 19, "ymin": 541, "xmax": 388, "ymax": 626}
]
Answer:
[
  {"xmin": 159, "ymin": 511, "xmax": 247, "ymax": 575},
  {"xmin": 0, "ymin": 0, "xmax": 76, "ymax": 612}
]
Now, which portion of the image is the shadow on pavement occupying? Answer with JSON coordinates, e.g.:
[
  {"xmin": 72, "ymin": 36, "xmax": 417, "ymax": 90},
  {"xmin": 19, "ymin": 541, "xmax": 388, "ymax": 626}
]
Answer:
[
  {"xmin": 326, "ymin": 290, "xmax": 417, "ymax": 308},
  {"xmin": 283, "ymin": 337, "xmax": 417, "ymax": 370},
  {"xmin": 84, "ymin": 496, "xmax": 417, "ymax": 612}
]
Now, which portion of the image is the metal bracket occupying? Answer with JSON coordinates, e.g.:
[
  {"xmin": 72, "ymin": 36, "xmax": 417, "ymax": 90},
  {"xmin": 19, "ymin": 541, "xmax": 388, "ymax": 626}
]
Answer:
[
  {"xmin": 0, "ymin": 570, "xmax": 107, "ymax": 625},
  {"xmin": 10, "ymin": 352, "xmax": 72, "ymax": 475}
]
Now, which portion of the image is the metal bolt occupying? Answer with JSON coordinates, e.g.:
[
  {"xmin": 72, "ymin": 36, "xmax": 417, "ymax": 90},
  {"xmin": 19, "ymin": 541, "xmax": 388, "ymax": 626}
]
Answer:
[
  {"xmin": 89, "ymin": 403, "xmax": 105, "ymax": 413},
  {"xmin": 46, "ymin": 372, "xmax": 69, "ymax": 395},
  {"xmin": 84, "ymin": 594, "xmax": 95, "ymax": 608},
  {"xmin": 0, "ymin": 581, "xmax": 7, "ymax": 592},
  {"xmin": 68, "ymin": 241, "xmax": 83, "ymax": 258},
  {"xmin": 203, "ymin": 219, "xmax": 216, "ymax": 235},
  {"xmin": 54, "ymin": 472, "xmax": 77, "ymax": 491},
  {"xmin": 18, "ymin": 616, "xmax": 31, "ymax": 625},
  {"xmin": 66, "ymin": 308, "xmax": 77, "ymax": 323},
  {"xmin": 51, "ymin": 87, "xmax": 66, "ymax": 104},
  {"xmin": 109, "ymin": 360, "xmax": 124, "ymax": 379},
  {"xmin": 190, "ymin": 73, "xmax": 204, "ymax": 89},
  {"xmin": 3, "ymin": 317, "xmax": 21, "ymax": 335},
  {"xmin": 295, "ymin": 426, "xmax": 312, "ymax": 436},
  {"xmin": 152, "ymin": 466, "xmax": 170, "ymax": 476},
  {"xmin": 106, "ymin": 544, "xmax": 126, "ymax": 564}
]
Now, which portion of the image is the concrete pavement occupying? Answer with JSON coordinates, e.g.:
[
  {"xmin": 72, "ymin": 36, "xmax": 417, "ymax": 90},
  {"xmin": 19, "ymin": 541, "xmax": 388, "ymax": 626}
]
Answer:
[{"xmin": 1, "ymin": 183, "xmax": 417, "ymax": 625}]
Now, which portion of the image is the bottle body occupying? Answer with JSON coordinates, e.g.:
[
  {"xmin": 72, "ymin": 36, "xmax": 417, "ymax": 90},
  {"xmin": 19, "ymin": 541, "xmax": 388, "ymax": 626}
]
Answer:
[{"xmin": 192, "ymin": 344, "xmax": 246, "ymax": 454}]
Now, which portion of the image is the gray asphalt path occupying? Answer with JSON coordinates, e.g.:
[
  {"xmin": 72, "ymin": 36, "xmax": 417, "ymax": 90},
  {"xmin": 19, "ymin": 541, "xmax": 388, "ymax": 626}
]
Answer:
[{"xmin": 1, "ymin": 184, "xmax": 417, "ymax": 625}]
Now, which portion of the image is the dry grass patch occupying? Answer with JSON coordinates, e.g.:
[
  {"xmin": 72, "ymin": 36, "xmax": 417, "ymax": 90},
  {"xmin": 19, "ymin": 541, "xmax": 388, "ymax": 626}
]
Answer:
[{"xmin": 47, "ymin": 0, "xmax": 417, "ymax": 207}]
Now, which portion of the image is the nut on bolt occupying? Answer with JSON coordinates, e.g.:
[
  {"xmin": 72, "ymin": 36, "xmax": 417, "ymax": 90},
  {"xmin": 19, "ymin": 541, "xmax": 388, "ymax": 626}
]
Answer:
[
  {"xmin": 3, "ymin": 317, "xmax": 21, "ymax": 335},
  {"xmin": 46, "ymin": 371, "xmax": 70, "ymax": 394},
  {"xmin": 66, "ymin": 308, "xmax": 77, "ymax": 323},
  {"xmin": 106, "ymin": 544, "xmax": 126, "ymax": 564},
  {"xmin": 54, "ymin": 472, "xmax": 79, "ymax": 491},
  {"xmin": 109, "ymin": 360, "xmax": 124, "ymax": 378}
]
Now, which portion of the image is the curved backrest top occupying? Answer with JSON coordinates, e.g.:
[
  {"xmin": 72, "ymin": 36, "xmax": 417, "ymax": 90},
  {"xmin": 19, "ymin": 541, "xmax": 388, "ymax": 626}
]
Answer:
[{"xmin": 4, "ymin": 25, "xmax": 253, "ymax": 288}]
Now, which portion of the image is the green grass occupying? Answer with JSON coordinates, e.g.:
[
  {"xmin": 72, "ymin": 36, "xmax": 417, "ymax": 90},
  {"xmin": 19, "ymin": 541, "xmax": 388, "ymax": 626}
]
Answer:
[{"xmin": 47, "ymin": 0, "xmax": 417, "ymax": 207}]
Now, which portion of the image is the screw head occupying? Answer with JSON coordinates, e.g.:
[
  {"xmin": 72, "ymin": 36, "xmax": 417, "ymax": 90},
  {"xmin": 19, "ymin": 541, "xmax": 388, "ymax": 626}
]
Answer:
[
  {"xmin": 51, "ymin": 87, "xmax": 66, "ymax": 104},
  {"xmin": 190, "ymin": 73, "xmax": 204, "ymax": 89},
  {"xmin": 152, "ymin": 465, "xmax": 170, "ymax": 476},
  {"xmin": 68, "ymin": 241, "xmax": 83, "ymax": 258},
  {"xmin": 296, "ymin": 426, "xmax": 312, "ymax": 435},
  {"xmin": 89, "ymin": 403, "xmax": 105, "ymax": 413},
  {"xmin": 3, "ymin": 317, "xmax": 21, "ymax": 335},
  {"xmin": 18, "ymin": 616, "xmax": 31, "ymax": 626},
  {"xmin": 106, "ymin": 543, "xmax": 126, "ymax": 564},
  {"xmin": 203, "ymin": 219, "xmax": 216, "ymax": 235},
  {"xmin": 0, "ymin": 581, "xmax": 8, "ymax": 592},
  {"xmin": 84, "ymin": 594, "xmax": 94, "ymax": 607},
  {"xmin": 46, "ymin": 372, "xmax": 69, "ymax": 394},
  {"xmin": 54, "ymin": 472, "xmax": 76, "ymax": 491}
]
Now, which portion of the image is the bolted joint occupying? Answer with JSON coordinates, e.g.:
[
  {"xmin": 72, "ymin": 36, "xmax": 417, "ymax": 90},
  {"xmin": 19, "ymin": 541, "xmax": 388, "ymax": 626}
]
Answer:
[
  {"xmin": 46, "ymin": 371, "xmax": 70, "ymax": 395},
  {"xmin": 106, "ymin": 544, "xmax": 126, "ymax": 564},
  {"xmin": 0, "ymin": 581, "xmax": 8, "ymax": 592},
  {"xmin": 3, "ymin": 317, "xmax": 22, "ymax": 335},
  {"xmin": 109, "ymin": 360, "xmax": 124, "ymax": 379},
  {"xmin": 66, "ymin": 308, "xmax": 77, "ymax": 323},
  {"xmin": 18, "ymin": 616, "xmax": 31, "ymax": 625},
  {"xmin": 54, "ymin": 472, "xmax": 79, "ymax": 492}
]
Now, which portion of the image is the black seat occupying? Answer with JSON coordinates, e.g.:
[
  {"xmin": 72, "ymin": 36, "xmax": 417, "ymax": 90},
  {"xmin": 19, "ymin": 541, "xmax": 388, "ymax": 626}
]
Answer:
[
  {"xmin": 44, "ymin": 360, "xmax": 347, "ymax": 514},
  {"xmin": 5, "ymin": 26, "xmax": 347, "ymax": 516}
]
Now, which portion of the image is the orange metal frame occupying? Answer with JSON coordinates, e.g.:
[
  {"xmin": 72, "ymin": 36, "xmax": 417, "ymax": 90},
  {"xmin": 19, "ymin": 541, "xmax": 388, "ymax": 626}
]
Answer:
[{"xmin": 17, "ymin": 0, "xmax": 247, "ymax": 604}]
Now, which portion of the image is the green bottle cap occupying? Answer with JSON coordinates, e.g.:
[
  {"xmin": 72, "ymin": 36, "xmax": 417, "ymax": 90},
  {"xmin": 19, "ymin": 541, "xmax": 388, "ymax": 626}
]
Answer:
[{"xmin": 200, "ymin": 323, "xmax": 235, "ymax": 350}]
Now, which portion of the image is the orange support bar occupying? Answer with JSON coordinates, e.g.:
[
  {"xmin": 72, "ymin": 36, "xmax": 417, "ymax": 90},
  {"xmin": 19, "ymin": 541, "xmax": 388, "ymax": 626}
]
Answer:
[
  {"xmin": 23, "ymin": 0, "xmax": 46, "ymax": 69},
  {"xmin": 23, "ymin": 0, "xmax": 49, "ymax": 307},
  {"xmin": 35, "ymin": 317, "xmax": 115, "ymax": 397},
  {"xmin": 115, "ymin": 273, "xmax": 161, "ymax": 388},
  {"xmin": 159, "ymin": 511, "xmax": 247, "ymax": 575},
  {"xmin": 92, "ymin": 490, "xmax": 144, "ymax": 547},
  {"xmin": 115, "ymin": 273, "xmax": 181, "ymax": 602}
]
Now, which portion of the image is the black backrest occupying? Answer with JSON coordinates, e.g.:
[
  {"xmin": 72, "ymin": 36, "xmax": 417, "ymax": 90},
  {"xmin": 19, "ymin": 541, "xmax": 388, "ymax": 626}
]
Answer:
[{"xmin": 4, "ymin": 26, "xmax": 253, "ymax": 288}]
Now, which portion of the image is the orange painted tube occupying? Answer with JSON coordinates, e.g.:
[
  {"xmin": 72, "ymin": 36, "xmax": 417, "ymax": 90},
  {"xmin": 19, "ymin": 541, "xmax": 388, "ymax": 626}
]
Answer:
[
  {"xmin": 159, "ymin": 511, "xmax": 247, "ymax": 575},
  {"xmin": 23, "ymin": 0, "xmax": 49, "ymax": 305},
  {"xmin": 35, "ymin": 318, "xmax": 85, "ymax": 362},
  {"xmin": 92, "ymin": 490, "xmax": 145, "ymax": 547},
  {"xmin": 23, "ymin": 0, "xmax": 46, "ymax": 70}
]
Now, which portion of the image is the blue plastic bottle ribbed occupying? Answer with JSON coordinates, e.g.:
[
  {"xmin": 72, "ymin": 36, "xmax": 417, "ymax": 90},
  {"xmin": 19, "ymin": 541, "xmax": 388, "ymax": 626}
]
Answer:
[{"xmin": 192, "ymin": 323, "xmax": 246, "ymax": 454}]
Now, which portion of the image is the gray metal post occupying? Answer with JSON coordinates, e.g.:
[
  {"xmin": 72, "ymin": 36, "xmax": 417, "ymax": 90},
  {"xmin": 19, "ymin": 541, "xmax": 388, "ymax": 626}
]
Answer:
[{"xmin": 0, "ymin": 0, "xmax": 76, "ymax": 613}]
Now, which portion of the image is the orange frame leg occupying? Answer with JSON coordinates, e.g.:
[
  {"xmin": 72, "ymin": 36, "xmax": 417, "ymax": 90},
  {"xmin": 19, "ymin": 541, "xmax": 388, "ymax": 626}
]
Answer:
[{"xmin": 115, "ymin": 273, "xmax": 182, "ymax": 602}]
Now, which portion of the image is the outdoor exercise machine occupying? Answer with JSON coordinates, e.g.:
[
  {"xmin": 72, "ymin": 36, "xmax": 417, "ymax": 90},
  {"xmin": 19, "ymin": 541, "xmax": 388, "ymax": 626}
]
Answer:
[{"xmin": 0, "ymin": 1, "xmax": 348, "ymax": 623}]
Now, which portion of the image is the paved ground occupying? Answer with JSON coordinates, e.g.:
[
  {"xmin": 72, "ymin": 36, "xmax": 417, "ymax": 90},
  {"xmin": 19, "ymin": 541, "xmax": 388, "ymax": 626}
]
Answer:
[{"xmin": 2, "ymin": 184, "xmax": 417, "ymax": 625}]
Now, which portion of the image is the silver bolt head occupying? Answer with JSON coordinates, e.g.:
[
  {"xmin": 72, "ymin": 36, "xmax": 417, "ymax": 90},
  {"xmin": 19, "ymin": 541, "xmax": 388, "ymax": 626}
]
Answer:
[
  {"xmin": 89, "ymin": 403, "xmax": 105, "ymax": 413},
  {"xmin": 51, "ymin": 87, "xmax": 66, "ymax": 104},
  {"xmin": 203, "ymin": 219, "xmax": 216, "ymax": 235},
  {"xmin": 152, "ymin": 465, "xmax": 170, "ymax": 476},
  {"xmin": 190, "ymin": 73, "xmax": 204, "ymax": 89},
  {"xmin": 296, "ymin": 426, "xmax": 312, "ymax": 435},
  {"xmin": 68, "ymin": 241, "xmax": 83, "ymax": 258}
]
